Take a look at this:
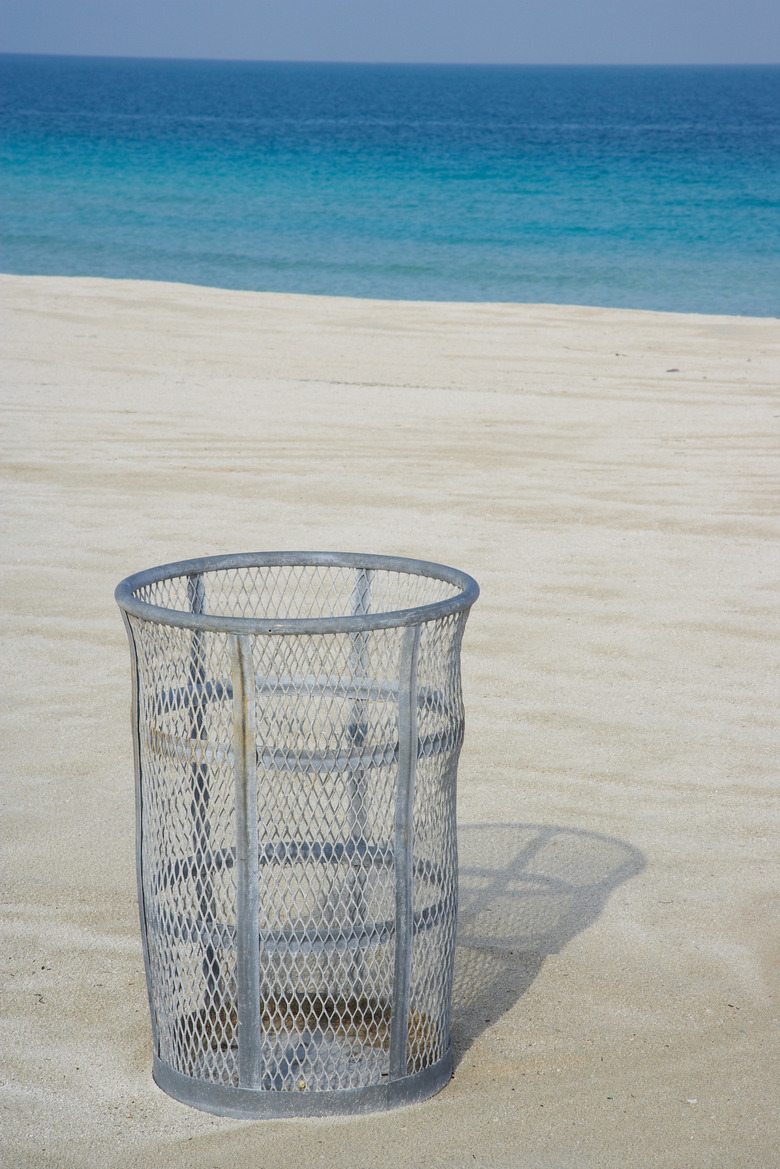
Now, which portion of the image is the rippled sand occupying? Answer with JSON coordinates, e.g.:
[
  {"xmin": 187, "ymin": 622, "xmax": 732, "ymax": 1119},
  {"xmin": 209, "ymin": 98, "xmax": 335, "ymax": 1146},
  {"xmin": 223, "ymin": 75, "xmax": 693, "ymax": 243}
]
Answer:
[{"xmin": 2, "ymin": 274, "xmax": 778, "ymax": 1168}]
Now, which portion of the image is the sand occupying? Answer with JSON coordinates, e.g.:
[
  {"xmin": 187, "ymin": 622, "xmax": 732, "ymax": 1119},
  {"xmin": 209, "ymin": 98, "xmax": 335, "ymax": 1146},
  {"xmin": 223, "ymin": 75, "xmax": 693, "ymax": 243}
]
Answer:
[{"xmin": 1, "ymin": 273, "xmax": 778, "ymax": 1168}]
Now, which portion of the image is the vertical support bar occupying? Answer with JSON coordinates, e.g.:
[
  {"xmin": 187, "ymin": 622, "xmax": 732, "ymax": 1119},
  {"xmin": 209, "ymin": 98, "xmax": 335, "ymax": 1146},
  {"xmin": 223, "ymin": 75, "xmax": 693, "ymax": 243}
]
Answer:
[
  {"xmin": 187, "ymin": 575, "xmax": 210, "ymax": 882},
  {"xmin": 121, "ymin": 611, "xmax": 158, "ymax": 1051},
  {"xmin": 187, "ymin": 574, "xmax": 219, "ymax": 1002},
  {"xmin": 348, "ymin": 568, "xmax": 372, "ymax": 844},
  {"xmin": 389, "ymin": 622, "xmax": 421, "ymax": 1080},
  {"xmin": 229, "ymin": 634, "xmax": 262, "ymax": 1089},
  {"xmin": 347, "ymin": 569, "xmax": 373, "ymax": 993}
]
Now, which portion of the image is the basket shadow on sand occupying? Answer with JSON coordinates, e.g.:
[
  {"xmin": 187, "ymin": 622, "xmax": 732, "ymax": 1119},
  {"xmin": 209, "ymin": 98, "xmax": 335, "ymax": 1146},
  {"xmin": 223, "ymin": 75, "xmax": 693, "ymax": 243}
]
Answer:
[{"xmin": 451, "ymin": 823, "xmax": 646, "ymax": 1063}]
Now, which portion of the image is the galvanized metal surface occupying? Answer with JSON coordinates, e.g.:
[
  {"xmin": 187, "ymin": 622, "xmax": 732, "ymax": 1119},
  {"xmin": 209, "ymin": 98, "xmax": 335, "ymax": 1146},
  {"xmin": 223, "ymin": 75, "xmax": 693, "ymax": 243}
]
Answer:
[{"xmin": 116, "ymin": 553, "xmax": 477, "ymax": 1118}]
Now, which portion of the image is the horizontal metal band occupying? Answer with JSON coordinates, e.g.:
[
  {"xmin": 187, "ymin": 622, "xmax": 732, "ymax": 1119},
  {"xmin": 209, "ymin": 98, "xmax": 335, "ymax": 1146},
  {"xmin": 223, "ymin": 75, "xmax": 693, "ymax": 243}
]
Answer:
[
  {"xmin": 145, "ymin": 885, "xmax": 453, "ymax": 955},
  {"xmin": 149, "ymin": 841, "xmax": 449, "ymax": 885},
  {"xmin": 143, "ymin": 723, "xmax": 461, "ymax": 774},
  {"xmin": 150, "ymin": 675, "xmax": 453, "ymax": 711},
  {"xmin": 152, "ymin": 1046, "xmax": 452, "ymax": 1118}
]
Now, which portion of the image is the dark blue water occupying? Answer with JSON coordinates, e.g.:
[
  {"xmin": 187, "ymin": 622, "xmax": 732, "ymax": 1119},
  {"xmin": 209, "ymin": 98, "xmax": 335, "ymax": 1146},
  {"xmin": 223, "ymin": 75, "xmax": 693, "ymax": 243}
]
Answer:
[{"xmin": 2, "ymin": 55, "xmax": 778, "ymax": 314}]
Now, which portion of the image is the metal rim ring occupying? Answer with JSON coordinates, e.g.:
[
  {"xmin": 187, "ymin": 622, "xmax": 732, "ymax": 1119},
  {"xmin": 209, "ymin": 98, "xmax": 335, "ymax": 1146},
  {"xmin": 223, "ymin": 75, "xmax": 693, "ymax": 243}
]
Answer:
[{"xmin": 115, "ymin": 550, "xmax": 479, "ymax": 634}]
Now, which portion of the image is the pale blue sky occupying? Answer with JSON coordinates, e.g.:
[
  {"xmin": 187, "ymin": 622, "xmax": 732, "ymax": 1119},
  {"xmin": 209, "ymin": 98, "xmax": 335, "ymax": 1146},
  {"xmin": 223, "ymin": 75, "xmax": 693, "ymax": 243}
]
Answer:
[{"xmin": 2, "ymin": 0, "xmax": 778, "ymax": 65}]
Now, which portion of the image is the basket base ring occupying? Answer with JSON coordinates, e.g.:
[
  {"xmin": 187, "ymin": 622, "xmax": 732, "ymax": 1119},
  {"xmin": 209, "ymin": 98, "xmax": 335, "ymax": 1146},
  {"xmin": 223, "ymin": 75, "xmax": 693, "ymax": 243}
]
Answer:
[{"xmin": 152, "ymin": 1047, "xmax": 453, "ymax": 1118}]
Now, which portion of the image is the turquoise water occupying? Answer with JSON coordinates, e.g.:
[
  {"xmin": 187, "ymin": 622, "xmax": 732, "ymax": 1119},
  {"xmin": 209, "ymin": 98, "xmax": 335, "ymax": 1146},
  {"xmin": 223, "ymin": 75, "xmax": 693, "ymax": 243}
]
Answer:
[{"xmin": 2, "ymin": 55, "xmax": 778, "ymax": 314}]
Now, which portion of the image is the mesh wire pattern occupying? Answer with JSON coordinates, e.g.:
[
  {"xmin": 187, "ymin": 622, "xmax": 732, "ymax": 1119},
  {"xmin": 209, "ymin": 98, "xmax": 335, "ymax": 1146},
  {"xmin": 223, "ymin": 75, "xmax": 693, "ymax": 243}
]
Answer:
[{"xmin": 117, "ymin": 553, "xmax": 477, "ymax": 1117}]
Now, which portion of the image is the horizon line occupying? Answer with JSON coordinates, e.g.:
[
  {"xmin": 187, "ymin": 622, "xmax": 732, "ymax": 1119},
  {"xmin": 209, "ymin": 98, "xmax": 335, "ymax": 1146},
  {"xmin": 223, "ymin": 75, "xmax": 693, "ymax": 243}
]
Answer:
[{"xmin": 2, "ymin": 51, "xmax": 778, "ymax": 69}]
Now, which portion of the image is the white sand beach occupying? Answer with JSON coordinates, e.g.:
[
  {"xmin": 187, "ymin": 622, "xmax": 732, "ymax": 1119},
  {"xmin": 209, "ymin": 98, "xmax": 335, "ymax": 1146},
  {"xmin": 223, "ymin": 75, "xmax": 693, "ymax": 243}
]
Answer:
[{"xmin": 2, "ymin": 273, "xmax": 778, "ymax": 1168}]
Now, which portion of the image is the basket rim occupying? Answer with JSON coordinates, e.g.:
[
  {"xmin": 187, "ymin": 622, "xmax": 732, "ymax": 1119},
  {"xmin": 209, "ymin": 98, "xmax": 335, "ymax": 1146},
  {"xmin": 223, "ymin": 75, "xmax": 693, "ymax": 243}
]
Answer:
[{"xmin": 115, "ymin": 551, "xmax": 479, "ymax": 634}]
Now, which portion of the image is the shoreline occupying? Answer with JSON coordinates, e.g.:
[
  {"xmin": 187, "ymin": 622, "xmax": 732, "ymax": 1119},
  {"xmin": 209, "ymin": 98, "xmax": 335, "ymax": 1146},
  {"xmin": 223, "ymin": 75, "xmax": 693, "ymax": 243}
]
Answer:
[
  {"xmin": 3, "ymin": 270, "xmax": 778, "ymax": 322},
  {"xmin": 2, "ymin": 273, "xmax": 778, "ymax": 1168}
]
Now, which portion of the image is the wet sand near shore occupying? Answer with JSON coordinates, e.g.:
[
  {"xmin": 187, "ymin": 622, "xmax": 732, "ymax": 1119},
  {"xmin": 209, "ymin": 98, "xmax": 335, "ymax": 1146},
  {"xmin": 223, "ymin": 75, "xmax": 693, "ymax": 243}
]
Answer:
[{"xmin": 1, "ymin": 274, "xmax": 778, "ymax": 1168}]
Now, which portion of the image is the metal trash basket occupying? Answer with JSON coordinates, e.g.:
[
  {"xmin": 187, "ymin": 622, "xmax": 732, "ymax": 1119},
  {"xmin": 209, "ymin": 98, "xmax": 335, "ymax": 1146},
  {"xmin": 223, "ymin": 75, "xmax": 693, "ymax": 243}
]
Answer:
[{"xmin": 116, "ymin": 552, "xmax": 478, "ymax": 1118}]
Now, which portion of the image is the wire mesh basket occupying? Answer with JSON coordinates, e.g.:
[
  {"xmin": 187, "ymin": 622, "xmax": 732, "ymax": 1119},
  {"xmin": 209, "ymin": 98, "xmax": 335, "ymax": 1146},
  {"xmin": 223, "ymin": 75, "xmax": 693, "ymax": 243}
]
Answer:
[{"xmin": 116, "ymin": 552, "xmax": 478, "ymax": 1118}]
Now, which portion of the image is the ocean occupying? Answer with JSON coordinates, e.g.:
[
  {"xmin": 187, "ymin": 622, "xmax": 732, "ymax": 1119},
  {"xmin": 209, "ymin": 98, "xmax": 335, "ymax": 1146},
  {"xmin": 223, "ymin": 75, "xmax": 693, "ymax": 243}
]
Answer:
[{"xmin": 1, "ymin": 55, "xmax": 778, "ymax": 315}]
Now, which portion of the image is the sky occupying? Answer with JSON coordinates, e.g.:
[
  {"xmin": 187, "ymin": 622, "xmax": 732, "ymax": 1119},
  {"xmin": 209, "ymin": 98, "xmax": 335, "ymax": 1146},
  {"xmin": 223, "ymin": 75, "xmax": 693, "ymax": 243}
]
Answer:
[{"xmin": 2, "ymin": 0, "xmax": 779, "ymax": 65}]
